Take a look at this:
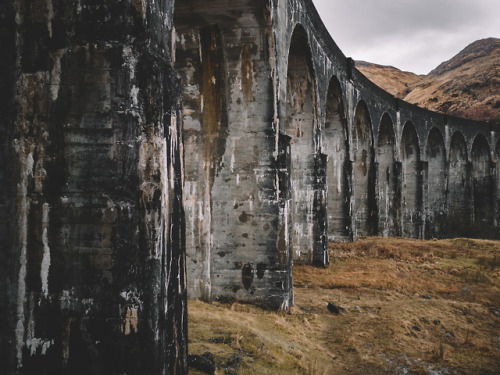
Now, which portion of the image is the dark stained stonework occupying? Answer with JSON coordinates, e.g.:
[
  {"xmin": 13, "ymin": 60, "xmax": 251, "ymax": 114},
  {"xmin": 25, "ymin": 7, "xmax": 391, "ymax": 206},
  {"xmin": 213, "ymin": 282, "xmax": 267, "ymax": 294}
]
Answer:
[
  {"xmin": 2, "ymin": 0, "xmax": 500, "ymax": 373},
  {"xmin": 1, "ymin": 1, "xmax": 186, "ymax": 373}
]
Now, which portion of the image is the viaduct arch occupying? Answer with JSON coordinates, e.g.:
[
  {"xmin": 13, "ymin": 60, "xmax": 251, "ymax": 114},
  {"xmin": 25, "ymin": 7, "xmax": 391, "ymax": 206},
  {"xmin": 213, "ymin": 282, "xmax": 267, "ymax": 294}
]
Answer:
[
  {"xmin": 2, "ymin": 0, "xmax": 500, "ymax": 372},
  {"xmin": 172, "ymin": 0, "xmax": 500, "ymax": 310}
]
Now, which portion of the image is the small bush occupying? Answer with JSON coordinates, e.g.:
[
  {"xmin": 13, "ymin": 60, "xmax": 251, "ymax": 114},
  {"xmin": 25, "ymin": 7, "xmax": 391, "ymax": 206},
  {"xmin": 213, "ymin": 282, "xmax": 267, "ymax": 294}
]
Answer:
[
  {"xmin": 459, "ymin": 268, "xmax": 490, "ymax": 283},
  {"xmin": 477, "ymin": 256, "xmax": 500, "ymax": 270},
  {"xmin": 431, "ymin": 342, "xmax": 445, "ymax": 361}
]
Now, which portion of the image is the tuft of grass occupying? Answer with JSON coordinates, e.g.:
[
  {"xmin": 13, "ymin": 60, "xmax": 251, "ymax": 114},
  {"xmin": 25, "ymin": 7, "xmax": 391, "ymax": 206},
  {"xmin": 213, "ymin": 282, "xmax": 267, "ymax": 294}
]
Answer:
[
  {"xmin": 188, "ymin": 237, "xmax": 500, "ymax": 374},
  {"xmin": 457, "ymin": 268, "xmax": 491, "ymax": 283},
  {"xmin": 477, "ymin": 255, "xmax": 500, "ymax": 270},
  {"xmin": 430, "ymin": 342, "xmax": 446, "ymax": 362}
]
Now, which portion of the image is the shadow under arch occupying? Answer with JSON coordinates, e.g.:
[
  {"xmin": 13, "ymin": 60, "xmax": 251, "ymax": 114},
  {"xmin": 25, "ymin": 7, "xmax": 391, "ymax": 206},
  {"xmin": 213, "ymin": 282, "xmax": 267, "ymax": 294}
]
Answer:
[
  {"xmin": 285, "ymin": 24, "xmax": 321, "ymax": 264},
  {"xmin": 425, "ymin": 127, "xmax": 446, "ymax": 237},
  {"xmin": 323, "ymin": 75, "xmax": 350, "ymax": 240},
  {"xmin": 400, "ymin": 121, "xmax": 421, "ymax": 238},
  {"xmin": 471, "ymin": 134, "xmax": 494, "ymax": 228},
  {"xmin": 377, "ymin": 113, "xmax": 397, "ymax": 237},
  {"xmin": 447, "ymin": 131, "xmax": 470, "ymax": 235},
  {"xmin": 352, "ymin": 100, "xmax": 377, "ymax": 237}
]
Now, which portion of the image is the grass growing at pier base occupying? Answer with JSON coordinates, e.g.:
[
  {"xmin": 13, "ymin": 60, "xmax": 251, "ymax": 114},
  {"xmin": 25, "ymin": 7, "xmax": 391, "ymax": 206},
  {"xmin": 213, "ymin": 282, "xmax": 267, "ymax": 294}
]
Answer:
[{"xmin": 188, "ymin": 237, "xmax": 500, "ymax": 374}]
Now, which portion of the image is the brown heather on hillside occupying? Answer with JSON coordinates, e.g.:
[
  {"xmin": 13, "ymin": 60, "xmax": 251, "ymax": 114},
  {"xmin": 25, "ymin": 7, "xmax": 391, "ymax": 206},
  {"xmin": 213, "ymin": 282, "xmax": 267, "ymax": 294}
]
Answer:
[
  {"xmin": 356, "ymin": 38, "xmax": 500, "ymax": 123},
  {"xmin": 188, "ymin": 237, "xmax": 500, "ymax": 374},
  {"xmin": 355, "ymin": 61, "xmax": 423, "ymax": 99}
]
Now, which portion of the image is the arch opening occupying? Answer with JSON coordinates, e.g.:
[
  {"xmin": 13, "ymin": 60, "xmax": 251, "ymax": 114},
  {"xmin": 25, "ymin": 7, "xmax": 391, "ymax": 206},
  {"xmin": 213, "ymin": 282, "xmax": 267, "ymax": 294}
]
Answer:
[
  {"xmin": 448, "ymin": 132, "xmax": 469, "ymax": 233},
  {"xmin": 352, "ymin": 101, "xmax": 377, "ymax": 237},
  {"xmin": 286, "ymin": 25, "xmax": 318, "ymax": 263},
  {"xmin": 425, "ymin": 128, "xmax": 446, "ymax": 237},
  {"xmin": 400, "ymin": 122, "xmax": 421, "ymax": 238},
  {"xmin": 377, "ymin": 114, "xmax": 396, "ymax": 237},
  {"xmin": 471, "ymin": 135, "xmax": 493, "ymax": 227},
  {"xmin": 324, "ymin": 77, "xmax": 349, "ymax": 240}
]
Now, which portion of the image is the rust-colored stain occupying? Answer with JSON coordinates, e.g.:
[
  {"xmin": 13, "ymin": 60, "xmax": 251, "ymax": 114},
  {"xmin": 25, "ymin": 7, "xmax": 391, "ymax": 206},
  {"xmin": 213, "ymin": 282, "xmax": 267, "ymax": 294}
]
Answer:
[{"xmin": 200, "ymin": 25, "xmax": 228, "ymax": 190}]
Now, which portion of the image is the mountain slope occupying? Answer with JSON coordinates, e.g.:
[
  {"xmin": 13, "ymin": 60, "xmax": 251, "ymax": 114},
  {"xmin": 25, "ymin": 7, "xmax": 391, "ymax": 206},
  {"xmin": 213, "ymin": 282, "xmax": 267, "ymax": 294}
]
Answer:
[
  {"xmin": 356, "ymin": 38, "xmax": 500, "ymax": 123},
  {"xmin": 355, "ymin": 61, "xmax": 423, "ymax": 99}
]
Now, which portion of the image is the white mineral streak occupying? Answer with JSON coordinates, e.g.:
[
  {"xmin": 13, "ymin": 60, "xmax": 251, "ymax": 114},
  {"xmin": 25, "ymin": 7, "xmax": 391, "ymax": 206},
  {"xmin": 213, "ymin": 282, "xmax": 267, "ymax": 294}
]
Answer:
[
  {"xmin": 198, "ymin": 33, "xmax": 203, "ymax": 63},
  {"xmin": 26, "ymin": 337, "xmax": 54, "ymax": 356},
  {"xmin": 230, "ymin": 138, "xmax": 236, "ymax": 172},
  {"xmin": 184, "ymin": 181, "xmax": 197, "ymax": 246},
  {"xmin": 131, "ymin": 85, "xmax": 139, "ymax": 107},
  {"xmin": 202, "ymin": 167, "xmax": 212, "ymax": 299},
  {"xmin": 396, "ymin": 111, "xmax": 401, "ymax": 155},
  {"xmin": 346, "ymin": 82, "xmax": 355, "ymax": 161},
  {"xmin": 50, "ymin": 50, "xmax": 64, "ymax": 101},
  {"xmin": 15, "ymin": 142, "xmax": 32, "ymax": 367},
  {"xmin": 122, "ymin": 46, "xmax": 137, "ymax": 81},
  {"xmin": 26, "ymin": 152, "xmax": 34, "ymax": 176},
  {"xmin": 384, "ymin": 182, "xmax": 390, "ymax": 236},
  {"xmin": 170, "ymin": 114, "xmax": 178, "ymax": 190},
  {"xmin": 332, "ymin": 135, "xmax": 342, "ymax": 193},
  {"xmin": 41, "ymin": 203, "xmax": 51, "ymax": 298},
  {"xmin": 160, "ymin": 125, "xmax": 171, "ymax": 298},
  {"xmin": 284, "ymin": 199, "xmax": 290, "ymax": 249},
  {"xmin": 46, "ymin": 0, "xmax": 54, "ymax": 38}
]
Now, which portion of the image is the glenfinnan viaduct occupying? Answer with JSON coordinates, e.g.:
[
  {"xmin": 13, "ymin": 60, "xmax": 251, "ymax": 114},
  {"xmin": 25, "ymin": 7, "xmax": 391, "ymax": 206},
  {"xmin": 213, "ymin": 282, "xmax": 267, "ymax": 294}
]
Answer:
[{"xmin": 1, "ymin": 0, "xmax": 499, "ymax": 373}]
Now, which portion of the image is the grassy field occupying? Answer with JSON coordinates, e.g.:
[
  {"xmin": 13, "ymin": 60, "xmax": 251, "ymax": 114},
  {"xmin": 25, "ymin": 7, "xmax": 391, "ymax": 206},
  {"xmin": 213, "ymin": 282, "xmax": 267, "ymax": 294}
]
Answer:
[{"xmin": 187, "ymin": 237, "xmax": 500, "ymax": 374}]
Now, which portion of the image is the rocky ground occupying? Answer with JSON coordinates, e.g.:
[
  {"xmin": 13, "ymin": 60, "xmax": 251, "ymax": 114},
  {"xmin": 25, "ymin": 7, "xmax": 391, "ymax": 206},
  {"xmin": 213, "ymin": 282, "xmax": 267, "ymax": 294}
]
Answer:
[{"xmin": 187, "ymin": 237, "xmax": 500, "ymax": 374}]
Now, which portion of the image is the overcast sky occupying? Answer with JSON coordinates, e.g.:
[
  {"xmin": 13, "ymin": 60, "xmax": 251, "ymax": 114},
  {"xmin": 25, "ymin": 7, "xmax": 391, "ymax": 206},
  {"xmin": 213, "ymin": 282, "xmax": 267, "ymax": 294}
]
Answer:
[{"xmin": 312, "ymin": 0, "xmax": 500, "ymax": 75}]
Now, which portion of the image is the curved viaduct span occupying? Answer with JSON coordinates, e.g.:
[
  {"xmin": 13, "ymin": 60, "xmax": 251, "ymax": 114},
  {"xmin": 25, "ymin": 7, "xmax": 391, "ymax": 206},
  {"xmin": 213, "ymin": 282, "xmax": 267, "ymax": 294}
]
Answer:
[
  {"xmin": 175, "ymin": 0, "xmax": 500, "ymax": 310},
  {"xmin": 1, "ymin": 0, "xmax": 499, "ymax": 373}
]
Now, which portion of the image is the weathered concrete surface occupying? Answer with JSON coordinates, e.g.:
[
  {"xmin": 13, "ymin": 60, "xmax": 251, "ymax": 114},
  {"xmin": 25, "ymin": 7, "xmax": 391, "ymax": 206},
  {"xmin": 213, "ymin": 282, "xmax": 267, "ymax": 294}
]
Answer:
[
  {"xmin": 1, "ymin": 1, "xmax": 186, "ymax": 373},
  {"xmin": 400, "ymin": 122, "xmax": 422, "ymax": 238},
  {"xmin": 174, "ymin": 0, "xmax": 293, "ymax": 309},
  {"xmin": 425, "ymin": 128, "xmax": 447, "ymax": 237},
  {"xmin": 324, "ymin": 77, "xmax": 350, "ymax": 240},
  {"xmin": 448, "ymin": 131, "xmax": 471, "ymax": 233},
  {"xmin": 377, "ymin": 113, "xmax": 398, "ymax": 237},
  {"xmin": 3, "ymin": 1, "xmax": 500, "ymax": 372},
  {"xmin": 175, "ymin": 0, "xmax": 500, "ymax": 308}
]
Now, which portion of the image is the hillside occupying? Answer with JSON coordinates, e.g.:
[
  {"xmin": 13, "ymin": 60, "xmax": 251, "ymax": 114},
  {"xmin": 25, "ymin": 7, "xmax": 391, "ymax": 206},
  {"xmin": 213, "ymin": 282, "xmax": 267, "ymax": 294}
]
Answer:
[
  {"xmin": 356, "ymin": 38, "xmax": 500, "ymax": 123},
  {"xmin": 188, "ymin": 237, "xmax": 500, "ymax": 374},
  {"xmin": 355, "ymin": 61, "xmax": 423, "ymax": 99}
]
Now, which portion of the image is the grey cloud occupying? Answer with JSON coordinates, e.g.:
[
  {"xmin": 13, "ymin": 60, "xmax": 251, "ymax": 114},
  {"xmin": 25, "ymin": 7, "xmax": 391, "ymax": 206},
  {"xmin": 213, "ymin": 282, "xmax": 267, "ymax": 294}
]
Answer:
[
  {"xmin": 318, "ymin": 0, "xmax": 481, "ymax": 43},
  {"xmin": 313, "ymin": 0, "xmax": 499, "ymax": 74}
]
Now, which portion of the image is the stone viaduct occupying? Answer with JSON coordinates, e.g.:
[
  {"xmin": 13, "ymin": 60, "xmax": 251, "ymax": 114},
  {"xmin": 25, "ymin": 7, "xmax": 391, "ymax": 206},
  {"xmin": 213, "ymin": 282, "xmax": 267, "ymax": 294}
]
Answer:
[{"xmin": 1, "ymin": 0, "xmax": 499, "ymax": 373}]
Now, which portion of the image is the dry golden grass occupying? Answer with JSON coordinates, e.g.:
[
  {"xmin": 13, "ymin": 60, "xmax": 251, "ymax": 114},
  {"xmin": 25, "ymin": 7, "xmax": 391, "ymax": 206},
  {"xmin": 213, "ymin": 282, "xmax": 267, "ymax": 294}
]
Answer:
[{"xmin": 188, "ymin": 237, "xmax": 500, "ymax": 374}]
